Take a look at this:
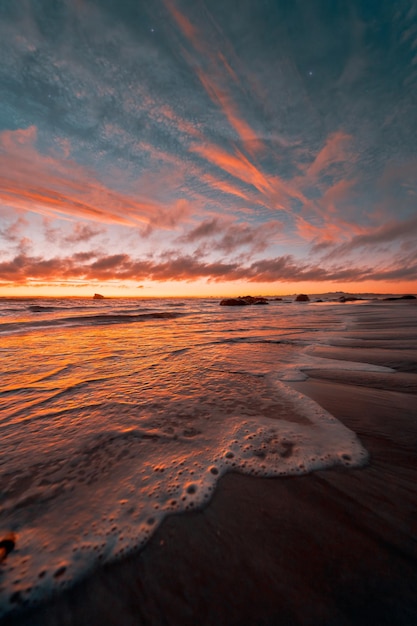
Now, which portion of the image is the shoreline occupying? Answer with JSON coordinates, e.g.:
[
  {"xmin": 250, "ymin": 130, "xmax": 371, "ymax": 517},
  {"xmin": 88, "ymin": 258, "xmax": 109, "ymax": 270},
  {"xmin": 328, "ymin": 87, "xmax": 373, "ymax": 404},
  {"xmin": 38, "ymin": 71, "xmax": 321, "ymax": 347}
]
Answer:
[{"xmin": 5, "ymin": 353, "xmax": 417, "ymax": 625}]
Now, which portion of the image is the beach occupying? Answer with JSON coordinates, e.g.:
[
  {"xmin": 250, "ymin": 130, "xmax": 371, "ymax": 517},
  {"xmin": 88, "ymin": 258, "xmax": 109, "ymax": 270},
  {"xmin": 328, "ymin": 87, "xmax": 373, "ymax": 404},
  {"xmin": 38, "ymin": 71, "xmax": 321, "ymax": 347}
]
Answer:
[{"xmin": 1, "ymin": 298, "xmax": 416, "ymax": 625}]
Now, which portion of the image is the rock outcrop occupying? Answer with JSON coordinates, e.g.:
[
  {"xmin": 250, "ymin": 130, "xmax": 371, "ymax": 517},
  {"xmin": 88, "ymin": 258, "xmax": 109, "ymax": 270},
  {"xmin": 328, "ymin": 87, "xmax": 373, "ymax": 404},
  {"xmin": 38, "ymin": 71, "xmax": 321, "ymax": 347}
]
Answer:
[
  {"xmin": 383, "ymin": 294, "xmax": 416, "ymax": 301},
  {"xmin": 338, "ymin": 296, "xmax": 361, "ymax": 303},
  {"xmin": 220, "ymin": 296, "xmax": 269, "ymax": 306},
  {"xmin": 294, "ymin": 294, "xmax": 310, "ymax": 302},
  {"xmin": 220, "ymin": 298, "xmax": 249, "ymax": 306},
  {"xmin": 93, "ymin": 293, "xmax": 105, "ymax": 299}
]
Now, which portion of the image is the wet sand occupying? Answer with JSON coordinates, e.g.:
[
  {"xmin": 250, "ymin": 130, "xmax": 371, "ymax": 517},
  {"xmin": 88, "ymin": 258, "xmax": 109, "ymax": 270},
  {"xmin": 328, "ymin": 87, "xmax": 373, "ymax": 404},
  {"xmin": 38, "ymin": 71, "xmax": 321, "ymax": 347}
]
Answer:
[{"xmin": 4, "ymin": 351, "xmax": 417, "ymax": 625}]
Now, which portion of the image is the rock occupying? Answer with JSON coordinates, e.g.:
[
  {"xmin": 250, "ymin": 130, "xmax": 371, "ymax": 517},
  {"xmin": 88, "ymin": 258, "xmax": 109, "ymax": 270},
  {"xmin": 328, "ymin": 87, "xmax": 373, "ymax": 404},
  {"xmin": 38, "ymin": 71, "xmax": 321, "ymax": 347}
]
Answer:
[
  {"xmin": 338, "ymin": 296, "xmax": 361, "ymax": 303},
  {"xmin": 220, "ymin": 296, "xmax": 269, "ymax": 306},
  {"xmin": 241, "ymin": 295, "xmax": 257, "ymax": 304},
  {"xmin": 294, "ymin": 294, "xmax": 310, "ymax": 302},
  {"xmin": 93, "ymin": 293, "xmax": 105, "ymax": 299},
  {"xmin": 241, "ymin": 295, "xmax": 269, "ymax": 305},
  {"xmin": 220, "ymin": 298, "xmax": 249, "ymax": 306},
  {"xmin": 383, "ymin": 294, "xmax": 416, "ymax": 301}
]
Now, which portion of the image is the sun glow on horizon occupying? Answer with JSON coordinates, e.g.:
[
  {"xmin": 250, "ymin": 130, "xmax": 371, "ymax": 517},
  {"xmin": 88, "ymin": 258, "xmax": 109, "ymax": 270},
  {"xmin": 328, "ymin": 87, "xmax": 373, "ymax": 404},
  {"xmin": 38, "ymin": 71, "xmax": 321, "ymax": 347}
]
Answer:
[{"xmin": 0, "ymin": 278, "xmax": 415, "ymax": 300}]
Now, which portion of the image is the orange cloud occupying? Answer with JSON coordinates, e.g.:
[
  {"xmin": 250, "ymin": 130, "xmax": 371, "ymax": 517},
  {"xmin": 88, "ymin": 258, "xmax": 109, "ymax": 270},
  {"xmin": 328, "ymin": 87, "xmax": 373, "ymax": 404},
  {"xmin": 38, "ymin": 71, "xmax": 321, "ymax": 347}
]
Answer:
[
  {"xmin": 200, "ymin": 172, "xmax": 253, "ymax": 203},
  {"xmin": 0, "ymin": 127, "xmax": 191, "ymax": 229},
  {"xmin": 295, "ymin": 177, "xmax": 366, "ymax": 248},
  {"xmin": 321, "ymin": 178, "xmax": 357, "ymax": 214},
  {"xmin": 165, "ymin": 1, "xmax": 199, "ymax": 44},
  {"xmin": 155, "ymin": 104, "xmax": 202, "ymax": 140},
  {"xmin": 296, "ymin": 213, "xmax": 357, "ymax": 247},
  {"xmin": 193, "ymin": 142, "xmax": 310, "ymax": 216},
  {"xmin": 165, "ymin": 0, "xmax": 264, "ymax": 154},
  {"xmin": 194, "ymin": 66, "xmax": 264, "ymax": 152},
  {"xmin": 192, "ymin": 142, "xmax": 273, "ymax": 198},
  {"xmin": 217, "ymin": 52, "xmax": 239, "ymax": 85},
  {"xmin": 307, "ymin": 131, "xmax": 353, "ymax": 179}
]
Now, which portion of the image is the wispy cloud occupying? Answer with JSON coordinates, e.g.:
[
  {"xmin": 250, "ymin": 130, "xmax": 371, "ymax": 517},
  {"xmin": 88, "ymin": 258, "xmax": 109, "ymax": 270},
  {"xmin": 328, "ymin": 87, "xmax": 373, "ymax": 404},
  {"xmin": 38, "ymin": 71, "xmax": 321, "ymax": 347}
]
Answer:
[
  {"xmin": 165, "ymin": 0, "xmax": 264, "ymax": 154},
  {"xmin": 178, "ymin": 218, "xmax": 282, "ymax": 254},
  {"xmin": 0, "ymin": 127, "xmax": 192, "ymax": 229},
  {"xmin": 319, "ymin": 214, "xmax": 417, "ymax": 260}
]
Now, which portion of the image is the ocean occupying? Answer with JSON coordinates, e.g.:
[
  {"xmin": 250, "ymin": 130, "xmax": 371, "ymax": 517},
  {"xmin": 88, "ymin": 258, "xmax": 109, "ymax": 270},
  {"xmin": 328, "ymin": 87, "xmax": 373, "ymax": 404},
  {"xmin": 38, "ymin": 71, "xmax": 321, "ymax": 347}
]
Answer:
[{"xmin": 0, "ymin": 295, "xmax": 415, "ymax": 618}]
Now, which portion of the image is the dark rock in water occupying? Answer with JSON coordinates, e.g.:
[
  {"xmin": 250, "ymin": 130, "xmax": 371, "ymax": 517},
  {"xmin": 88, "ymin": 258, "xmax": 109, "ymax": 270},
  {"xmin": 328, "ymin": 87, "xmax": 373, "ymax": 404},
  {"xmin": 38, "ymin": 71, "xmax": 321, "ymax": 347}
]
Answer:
[
  {"xmin": 383, "ymin": 294, "xmax": 416, "ymax": 301},
  {"xmin": 338, "ymin": 296, "xmax": 361, "ymax": 303},
  {"xmin": 220, "ymin": 296, "xmax": 269, "ymax": 306},
  {"xmin": 271, "ymin": 297, "xmax": 283, "ymax": 301},
  {"xmin": 295, "ymin": 294, "xmax": 310, "ymax": 302},
  {"xmin": 93, "ymin": 293, "xmax": 105, "ymax": 299},
  {"xmin": 220, "ymin": 298, "xmax": 249, "ymax": 306},
  {"xmin": 241, "ymin": 295, "xmax": 269, "ymax": 305},
  {"xmin": 241, "ymin": 295, "xmax": 256, "ymax": 304}
]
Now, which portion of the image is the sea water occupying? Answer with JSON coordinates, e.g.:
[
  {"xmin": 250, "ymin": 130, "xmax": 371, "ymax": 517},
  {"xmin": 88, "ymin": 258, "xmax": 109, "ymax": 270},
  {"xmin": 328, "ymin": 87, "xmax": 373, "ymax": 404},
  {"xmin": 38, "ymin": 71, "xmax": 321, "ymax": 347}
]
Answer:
[{"xmin": 0, "ymin": 296, "xmax": 410, "ymax": 616}]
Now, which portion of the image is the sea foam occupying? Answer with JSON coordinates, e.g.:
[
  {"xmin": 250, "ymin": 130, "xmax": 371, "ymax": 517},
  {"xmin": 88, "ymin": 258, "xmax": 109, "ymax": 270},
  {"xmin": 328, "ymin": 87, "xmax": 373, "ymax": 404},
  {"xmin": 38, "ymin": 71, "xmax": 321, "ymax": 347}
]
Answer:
[
  {"xmin": 0, "ymin": 372, "xmax": 368, "ymax": 615},
  {"xmin": 0, "ymin": 298, "xmax": 405, "ymax": 617}
]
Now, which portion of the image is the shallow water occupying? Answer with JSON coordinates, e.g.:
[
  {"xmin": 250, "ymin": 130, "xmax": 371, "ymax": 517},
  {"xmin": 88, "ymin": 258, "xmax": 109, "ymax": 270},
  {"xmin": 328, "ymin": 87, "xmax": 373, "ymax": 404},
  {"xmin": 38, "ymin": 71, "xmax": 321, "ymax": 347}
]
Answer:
[{"xmin": 0, "ymin": 296, "xmax": 415, "ymax": 616}]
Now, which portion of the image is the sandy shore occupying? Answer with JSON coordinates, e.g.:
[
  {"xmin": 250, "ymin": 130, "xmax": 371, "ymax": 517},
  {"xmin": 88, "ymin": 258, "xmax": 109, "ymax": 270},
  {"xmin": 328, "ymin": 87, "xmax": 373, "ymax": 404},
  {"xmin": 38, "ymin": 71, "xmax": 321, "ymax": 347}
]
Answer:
[{"xmin": 4, "ymin": 354, "xmax": 417, "ymax": 625}]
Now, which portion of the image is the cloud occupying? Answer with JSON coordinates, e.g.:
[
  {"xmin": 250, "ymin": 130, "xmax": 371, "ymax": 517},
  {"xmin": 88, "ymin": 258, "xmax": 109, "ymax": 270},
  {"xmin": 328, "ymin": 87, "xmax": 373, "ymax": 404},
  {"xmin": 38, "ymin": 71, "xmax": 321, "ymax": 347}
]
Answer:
[
  {"xmin": 0, "ymin": 126, "xmax": 192, "ymax": 229},
  {"xmin": 191, "ymin": 142, "xmax": 274, "ymax": 198},
  {"xmin": 178, "ymin": 218, "xmax": 283, "ymax": 254},
  {"xmin": 215, "ymin": 221, "xmax": 282, "ymax": 254},
  {"xmin": 0, "ymin": 217, "xmax": 28, "ymax": 243},
  {"xmin": 306, "ymin": 131, "xmax": 354, "ymax": 180},
  {"xmin": 180, "ymin": 219, "xmax": 222, "ymax": 242},
  {"xmin": 200, "ymin": 173, "xmax": 254, "ymax": 204},
  {"xmin": 319, "ymin": 214, "xmax": 417, "ymax": 259},
  {"xmin": 165, "ymin": 0, "xmax": 264, "ymax": 154},
  {"xmin": 1, "ymin": 248, "xmax": 415, "ymax": 286},
  {"xmin": 43, "ymin": 220, "xmax": 105, "ymax": 245},
  {"xmin": 63, "ymin": 224, "xmax": 104, "ymax": 244}
]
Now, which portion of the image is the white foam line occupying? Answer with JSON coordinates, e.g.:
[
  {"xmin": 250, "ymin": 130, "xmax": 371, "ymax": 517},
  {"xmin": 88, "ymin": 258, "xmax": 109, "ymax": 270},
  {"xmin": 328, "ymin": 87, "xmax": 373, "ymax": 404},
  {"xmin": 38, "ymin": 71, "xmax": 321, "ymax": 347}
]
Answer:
[{"xmin": 275, "ymin": 345, "xmax": 395, "ymax": 382}]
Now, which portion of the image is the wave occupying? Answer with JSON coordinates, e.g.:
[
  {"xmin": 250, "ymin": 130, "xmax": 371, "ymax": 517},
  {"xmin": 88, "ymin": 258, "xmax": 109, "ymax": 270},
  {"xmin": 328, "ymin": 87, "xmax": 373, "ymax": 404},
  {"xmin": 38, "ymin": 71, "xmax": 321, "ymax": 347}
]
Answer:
[
  {"xmin": 0, "ymin": 307, "xmax": 22, "ymax": 314},
  {"xmin": 0, "ymin": 311, "xmax": 183, "ymax": 335},
  {"xmin": 27, "ymin": 305, "xmax": 59, "ymax": 312}
]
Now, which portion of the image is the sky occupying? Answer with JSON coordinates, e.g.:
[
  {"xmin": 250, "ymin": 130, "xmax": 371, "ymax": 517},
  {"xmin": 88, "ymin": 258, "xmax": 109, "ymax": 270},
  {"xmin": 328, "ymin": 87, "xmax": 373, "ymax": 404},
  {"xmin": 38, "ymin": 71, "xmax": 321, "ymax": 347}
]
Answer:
[{"xmin": 0, "ymin": 0, "xmax": 416, "ymax": 297}]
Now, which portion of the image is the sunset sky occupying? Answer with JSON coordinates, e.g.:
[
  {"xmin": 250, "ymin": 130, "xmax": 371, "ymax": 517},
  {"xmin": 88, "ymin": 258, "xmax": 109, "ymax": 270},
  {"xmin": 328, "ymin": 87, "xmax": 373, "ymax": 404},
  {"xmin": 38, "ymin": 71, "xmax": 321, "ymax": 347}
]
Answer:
[{"xmin": 0, "ymin": 0, "xmax": 416, "ymax": 297}]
